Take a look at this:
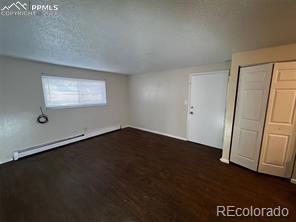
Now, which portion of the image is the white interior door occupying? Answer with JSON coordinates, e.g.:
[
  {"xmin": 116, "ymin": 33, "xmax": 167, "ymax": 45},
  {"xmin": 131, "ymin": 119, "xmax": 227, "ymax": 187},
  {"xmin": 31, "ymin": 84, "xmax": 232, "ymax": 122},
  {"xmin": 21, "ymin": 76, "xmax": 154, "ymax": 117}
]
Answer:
[
  {"xmin": 187, "ymin": 71, "xmax": 228, "ymax": 148},
  {"xmin": 230, "ymin": 64, "xmax": 273, "ymax": 171},
  {"xmin": 259, "ymin": 62, "xmax": 296, "ymax": 178}
]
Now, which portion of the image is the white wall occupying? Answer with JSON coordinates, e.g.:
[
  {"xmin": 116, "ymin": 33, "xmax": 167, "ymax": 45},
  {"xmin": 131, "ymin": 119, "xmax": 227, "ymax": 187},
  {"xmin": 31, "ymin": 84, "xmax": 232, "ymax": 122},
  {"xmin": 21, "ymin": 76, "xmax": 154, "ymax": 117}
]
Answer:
[
  {"xmin": 0, "ymin": 56, "xmax": 129, "ymax": 163},
  {"xmin": 0, "ymin": 58, "xmax": 6, "ymax": 161},
  {"xmin": 128, "ymin": 63, "xmax": 230, "ymax": 139}
]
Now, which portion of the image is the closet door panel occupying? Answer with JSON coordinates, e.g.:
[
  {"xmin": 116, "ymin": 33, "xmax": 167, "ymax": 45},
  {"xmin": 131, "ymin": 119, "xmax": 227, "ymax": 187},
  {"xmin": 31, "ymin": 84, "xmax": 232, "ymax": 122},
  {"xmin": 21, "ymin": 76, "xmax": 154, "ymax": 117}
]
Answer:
[
  {"xmin": 259, "ymin": 62, "xmax": 296, "ymax": 178},
  {"xmin": 230, "ymin": 64, "xmax": 273, "ymax": 171}
]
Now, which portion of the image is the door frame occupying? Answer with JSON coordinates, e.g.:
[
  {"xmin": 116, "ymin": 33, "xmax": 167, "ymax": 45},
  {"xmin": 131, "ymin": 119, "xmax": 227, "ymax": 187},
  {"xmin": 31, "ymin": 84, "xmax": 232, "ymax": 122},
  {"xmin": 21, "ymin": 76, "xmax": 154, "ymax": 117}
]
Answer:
[{"xmin": 186, "ymin": 70, "xmax": 229, "ymax": 147}]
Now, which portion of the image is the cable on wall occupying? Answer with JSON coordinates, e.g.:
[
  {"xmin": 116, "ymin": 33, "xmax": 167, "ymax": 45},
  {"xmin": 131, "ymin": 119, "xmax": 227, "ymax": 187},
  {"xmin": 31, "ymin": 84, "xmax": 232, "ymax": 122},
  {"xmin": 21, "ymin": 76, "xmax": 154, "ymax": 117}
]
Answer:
[{"xmin": 37, "ymin": 107, "xmax": 49, "ymax": 124}]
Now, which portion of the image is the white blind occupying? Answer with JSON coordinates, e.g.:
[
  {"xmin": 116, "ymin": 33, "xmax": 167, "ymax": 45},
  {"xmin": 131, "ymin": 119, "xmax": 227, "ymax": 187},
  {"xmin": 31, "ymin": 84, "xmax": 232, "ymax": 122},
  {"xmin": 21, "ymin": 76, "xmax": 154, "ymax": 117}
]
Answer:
[{"xmin": 42, "ymin": 76, "xmax": 107, "ymax": 108}]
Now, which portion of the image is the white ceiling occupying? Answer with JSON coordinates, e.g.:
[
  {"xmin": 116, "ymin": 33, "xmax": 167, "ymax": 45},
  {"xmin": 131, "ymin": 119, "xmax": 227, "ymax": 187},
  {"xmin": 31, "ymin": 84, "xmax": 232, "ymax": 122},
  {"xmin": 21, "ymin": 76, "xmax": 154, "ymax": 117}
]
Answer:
[{"xmin": 1, "ymin": 0, "xmax": 296, "ymax": 74}]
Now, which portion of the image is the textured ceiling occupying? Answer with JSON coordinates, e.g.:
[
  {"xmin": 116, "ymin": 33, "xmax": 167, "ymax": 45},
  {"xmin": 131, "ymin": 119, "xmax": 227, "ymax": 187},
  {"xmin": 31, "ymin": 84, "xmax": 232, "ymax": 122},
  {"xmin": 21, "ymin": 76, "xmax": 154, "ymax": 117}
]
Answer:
[{"xmin": 1, "ymin": 0, "xmax": 296, "ymax": 74}]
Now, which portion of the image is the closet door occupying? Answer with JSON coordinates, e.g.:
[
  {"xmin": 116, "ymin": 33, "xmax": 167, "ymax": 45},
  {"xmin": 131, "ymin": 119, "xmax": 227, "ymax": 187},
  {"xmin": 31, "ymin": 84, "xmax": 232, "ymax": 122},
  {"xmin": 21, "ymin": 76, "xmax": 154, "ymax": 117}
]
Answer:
[
  {"xmin": 230, "ymin": 64, "xmax": 273, "ymax": 171},
  {"xmin": 259, "ymin": 62, "xmax": 296, "ymax": 178}
]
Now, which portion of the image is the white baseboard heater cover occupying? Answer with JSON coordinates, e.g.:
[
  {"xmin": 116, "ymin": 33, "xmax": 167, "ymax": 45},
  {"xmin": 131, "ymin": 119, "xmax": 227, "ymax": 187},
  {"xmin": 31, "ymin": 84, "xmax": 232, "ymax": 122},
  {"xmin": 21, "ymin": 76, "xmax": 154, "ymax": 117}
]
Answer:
[{"xmin": 13, "ymin": 125, "xmax": 121, "ymax": 161}]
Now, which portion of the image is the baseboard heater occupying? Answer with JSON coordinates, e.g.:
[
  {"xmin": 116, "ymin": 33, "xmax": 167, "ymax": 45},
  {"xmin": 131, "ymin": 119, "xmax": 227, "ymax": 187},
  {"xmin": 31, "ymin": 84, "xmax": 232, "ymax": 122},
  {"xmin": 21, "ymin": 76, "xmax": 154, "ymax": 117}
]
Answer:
[{"xmin": 13, "ymin": 125, "xmax": 121, "ymax": 161}]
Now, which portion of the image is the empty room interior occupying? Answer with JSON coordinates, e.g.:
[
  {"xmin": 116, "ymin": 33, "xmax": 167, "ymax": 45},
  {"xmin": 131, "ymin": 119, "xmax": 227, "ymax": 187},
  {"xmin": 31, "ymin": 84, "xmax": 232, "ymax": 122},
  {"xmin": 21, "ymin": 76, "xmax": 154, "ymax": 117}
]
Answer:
[{"xmin": 1, "ymin": 0, "xmax": 296, "ymax": 221}]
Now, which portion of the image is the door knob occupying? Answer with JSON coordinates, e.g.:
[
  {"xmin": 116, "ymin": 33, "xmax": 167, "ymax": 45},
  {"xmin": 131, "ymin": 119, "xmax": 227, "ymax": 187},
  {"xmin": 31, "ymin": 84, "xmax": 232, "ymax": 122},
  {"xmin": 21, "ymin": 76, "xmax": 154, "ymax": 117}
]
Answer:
[{"xmin": 190, "ymin": 111, "xmax": 194, "ymax": 115}]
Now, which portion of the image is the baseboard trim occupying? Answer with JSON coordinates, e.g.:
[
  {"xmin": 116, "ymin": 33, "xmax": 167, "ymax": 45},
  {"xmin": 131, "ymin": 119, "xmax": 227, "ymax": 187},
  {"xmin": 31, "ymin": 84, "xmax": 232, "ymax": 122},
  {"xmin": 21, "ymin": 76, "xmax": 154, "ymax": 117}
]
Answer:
[
  {"xmin": 85, "ymin": 125, "xmax": 121, "ymax": 139},
  {"xmin": 0, "ymin": 158, "xmax": 13, "ymax": 165},
  {"xmin": 291, "ymin": 179, "xmax": 296, "ymax": 184},
  {"xmin": 120, "ymin": 125, "xmax": 130, "ymax": 129},
  {"xmin": 12, "ymin": 125, "xmax": 121, "ymax": 162},
  {"xmin": 129, "ymin": 125, "xmax": 187, "ymax": 141},
  {"xmin": 220, "ymin": 158, "xmax": 230, "ymax": 164}
]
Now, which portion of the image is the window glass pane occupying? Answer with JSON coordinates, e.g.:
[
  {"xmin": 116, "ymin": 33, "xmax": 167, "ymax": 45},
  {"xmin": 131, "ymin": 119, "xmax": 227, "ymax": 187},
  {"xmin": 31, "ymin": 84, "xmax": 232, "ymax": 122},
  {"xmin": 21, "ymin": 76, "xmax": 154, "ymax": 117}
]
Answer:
[
  {"xmin": 79, "ymin": 80, "xmax": 106, "ymax": 104},
  {"xmin": 42, "ymin": 76, "xmax": 107, "ymax": 108}
]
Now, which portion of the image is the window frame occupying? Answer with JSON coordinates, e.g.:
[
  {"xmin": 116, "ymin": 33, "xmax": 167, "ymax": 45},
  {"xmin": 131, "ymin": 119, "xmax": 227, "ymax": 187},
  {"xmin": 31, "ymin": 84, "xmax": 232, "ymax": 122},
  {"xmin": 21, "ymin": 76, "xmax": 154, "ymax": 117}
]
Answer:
[{"xmin": 41, "ymin": 75, "xmax": 108, "ymax": 109}]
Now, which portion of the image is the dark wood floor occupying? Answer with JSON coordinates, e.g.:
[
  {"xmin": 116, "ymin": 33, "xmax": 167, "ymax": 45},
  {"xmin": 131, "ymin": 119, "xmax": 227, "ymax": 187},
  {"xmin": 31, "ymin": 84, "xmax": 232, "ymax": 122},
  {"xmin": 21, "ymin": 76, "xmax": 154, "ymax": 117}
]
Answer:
[{"xmin": 0, "ymin": 128, "xmax": 295, "ymax": 222}]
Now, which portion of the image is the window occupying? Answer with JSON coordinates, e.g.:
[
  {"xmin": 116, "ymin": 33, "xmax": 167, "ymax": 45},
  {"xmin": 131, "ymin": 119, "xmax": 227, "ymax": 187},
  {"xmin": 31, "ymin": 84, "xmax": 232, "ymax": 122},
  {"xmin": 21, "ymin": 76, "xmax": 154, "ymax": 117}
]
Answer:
[{"xmin": 41, "ymin": 75, "xmax": 107, "ymax": 108}]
